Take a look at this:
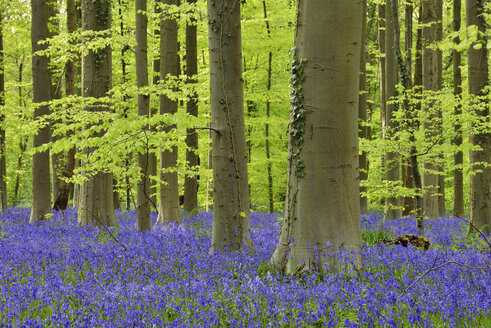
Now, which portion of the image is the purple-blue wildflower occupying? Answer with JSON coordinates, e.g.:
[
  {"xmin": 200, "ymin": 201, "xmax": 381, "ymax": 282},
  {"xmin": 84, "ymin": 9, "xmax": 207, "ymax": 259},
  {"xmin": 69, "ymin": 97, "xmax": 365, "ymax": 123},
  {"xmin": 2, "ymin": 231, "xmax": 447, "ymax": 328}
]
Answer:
[{"xmin": 0, "ymin": 208, "xmax": 488, "ymax": 327}]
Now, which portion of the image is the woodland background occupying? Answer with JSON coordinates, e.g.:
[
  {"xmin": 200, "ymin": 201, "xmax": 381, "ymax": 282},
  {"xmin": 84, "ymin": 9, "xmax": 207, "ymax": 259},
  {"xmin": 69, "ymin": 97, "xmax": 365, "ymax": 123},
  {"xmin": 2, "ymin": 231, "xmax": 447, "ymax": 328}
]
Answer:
[{"xmin": 0, "ymin": 0, "xmax": 489, "ymax": 218}]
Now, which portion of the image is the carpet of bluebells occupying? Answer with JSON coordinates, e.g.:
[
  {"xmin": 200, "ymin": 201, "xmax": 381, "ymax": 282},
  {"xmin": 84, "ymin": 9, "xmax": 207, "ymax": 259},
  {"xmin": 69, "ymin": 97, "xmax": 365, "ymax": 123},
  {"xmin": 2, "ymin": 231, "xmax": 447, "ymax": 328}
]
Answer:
[{"xmin": 0, "ymin": 207, "xmax": 490, "ymax": 327}]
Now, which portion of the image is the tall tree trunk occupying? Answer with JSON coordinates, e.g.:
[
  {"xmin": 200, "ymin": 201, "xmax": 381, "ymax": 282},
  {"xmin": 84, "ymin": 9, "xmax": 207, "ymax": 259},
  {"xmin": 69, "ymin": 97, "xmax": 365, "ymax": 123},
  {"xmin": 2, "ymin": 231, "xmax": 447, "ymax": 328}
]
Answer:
[
  {"xmin": 358, "ymin": 0, "xmax": 368, "ymax": 214},
  {"xmin": 208, "ymin": 0, "xmax": 252, "ymax": 253},
  {"xmin": 402, "ymin": 0, "xmax": 415, "ymax": 216},
  {"xmin": 271, "ymin": 0, "xmax": 363, "ymax": 274},
  {"xmin": 118, "ymin": 0, "xmax": 131, "ymax": 211},
  {"xmin": 72, "ymin": 159, "xmax": 81, "ymax": 207},
  {"xmin": 467, "ymin": 0, "xmax": 490, "ymax": 235},
  {"xmin": 48, "ymin": 0, "xmax": 62, "ymax": 207},
  {"xmin": 157, "ymin": 0, "xmax": 180, "ymax": 224},
  {"xmin": 0, "ymin": 12, "xmax": 7, "ymax": 211},
  {"xmin": 183, "ymin": 0, "xmax": 199, "ymax": 214},
  {"xmin": 30, "ymin": 0, "xmax": 53, "ymax": 224},
  {"xmin": 53, "ymin": 0, "xmax": 81, "ymax": 210},
  {"xmin": 412, "ymin": 2, "xmax": 425, "ymax": 231},
  {"xmin": 422, "ymin": 0, "xmax": 443, "ymax": 219},
  {"xmin": 378, "ymin": 4, "xmax": 387, "ymax": 207},
  {"xmin": 242, "ymin": 57, "xmax": 256, "ymax": 201},
  {"xmin": 262, "ymin": 0, "xmax": 274, "ymax": 214},
  {"xmin": 135, "ymin": 0, "xmax": 151, "ymax": 231},
  {"xmin": 149, "ymin": 0, "xmax": 161, "ymax": 209},
  {"xmin": 384, "ymin": 0, "xmax": 400, "ymax": 220},
  {"xmin": 452, "ymin": 0, "xmax": 464, "ymax": 218},
  {"xmin": 206, "ymin": 123, "xmax": 213, "ymax": 211},
  {"xmin": 390, "ymin": 0, "xmax": 424, "ymax": 230},
  {"xmin": 78, "ymin": 0, "xmax": 116, "ymax": 227},
  {"xmin": 13, "ymin": 59, "xmax": 27, "ymax": 207}
]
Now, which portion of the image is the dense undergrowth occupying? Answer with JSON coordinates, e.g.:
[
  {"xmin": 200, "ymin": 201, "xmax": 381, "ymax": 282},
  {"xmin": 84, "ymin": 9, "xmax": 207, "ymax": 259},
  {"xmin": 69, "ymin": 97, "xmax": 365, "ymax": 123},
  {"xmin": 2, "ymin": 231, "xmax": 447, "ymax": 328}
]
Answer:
[{"xmin": 0, "ymin": 207, "xmax": 489, "ymax": 327}]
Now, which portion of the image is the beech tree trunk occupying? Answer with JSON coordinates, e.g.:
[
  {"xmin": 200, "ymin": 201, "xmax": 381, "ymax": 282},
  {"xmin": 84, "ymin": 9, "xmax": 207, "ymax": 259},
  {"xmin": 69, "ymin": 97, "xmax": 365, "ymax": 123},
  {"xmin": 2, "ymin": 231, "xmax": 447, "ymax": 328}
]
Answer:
[
  {"xmin": 412, "ymin": 2, "xmax": 425, "ymax": 231},
  {"xmin": 48, "ymin": 0, "xmax": 62, "ymax": 207},
  {"xmin": 53, "ymin": 0, "xmax": 81, "ymax": 210},
  {"xmin": 358, "ymin": 0, "xmax": 368, "ymax": 214},
  {"xmin": 384, "ymin": 0, "xmax": 400, "ymax": 220},
  {"xmin": 452, "ymin": 0, "xmax": 464, "ymax": 218},
  {"xmin": 271, "ymin": 0, "xmax": 363, "ymax": 274},
  {"xmin": 402, "ymin": 1, "xmax": 415, "ymax": 216},
  {"xmin": 157, "ymin": 0, "xmax": 180, "ymax": 224},
  {"xmin": 208, "ymin": 0, "xmax": 252, "ymax": 253},
  {"xmin": 422, "ymin": 0, "xmax": 443, "ymax": 219},
  {"xmin": 13, "ymin": 60, "xmax": 27, "ymax": 207},
  {"xmin": 378, "ymin": 4, "xmax": 387, "ymax": 208},
  {"xmin": 467, "ymin": 0, "xmax": 490, "ymax": 235},
  {"xmin": 0, "ymin": 12, "xmax": 7, "ymax": 211},
  {"xmin": 30, "ymin": 0, "xmax": 52, "ymax": 224},
  {"xmin": 136, "ymin": 0, "xmax": 151, "ymax": 231},
  {"xmin": 263, "ymin": 0, "xmax": 274, "ymax": 214},
  {"xmin": 148, "ymin": 0, "xmax": 161, "ymax": 209},
  {"xmin": 119, "ymin": 0, "xmax": 131, "ymax": 211},
  {"xmin": 183, "ymin": 0, "xmax": 199, "ymax": 213},
  {"xmin": 78, "ymin": 0, "xmax": 116, "ymax": 227}
]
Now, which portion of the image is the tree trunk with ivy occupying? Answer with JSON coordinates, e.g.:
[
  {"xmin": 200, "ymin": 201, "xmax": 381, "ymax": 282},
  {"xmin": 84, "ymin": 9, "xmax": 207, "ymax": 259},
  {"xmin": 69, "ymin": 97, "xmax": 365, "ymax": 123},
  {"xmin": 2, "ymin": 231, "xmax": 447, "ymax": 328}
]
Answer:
[
  {"xmin": 78, "ymin": 0, "xmax": 116, "ymax": 227},
  {"xmin": 183, "ymin": 0, "xmax": 199, "ymax": 214},
  {"xmin": 208, "ymin": 0, "xmax": 253, "ymax": 253},
  {"xmin": 271, "ymin": 0, "xmax": 363, "ymax": 274},
  {"xmin": 30, "ymin": 0, "xmax": 52, "ymax": 224},
  {"xmin": 157, "ymin": 0, "xmax": 180, "ymax": 224},
  {"xmin": 135, "ymin": 0, "xmax": 151, "ymax": 231},
  {"xmin": 467, "ymin": 0, "xmax": 490, "ymax": 235}
]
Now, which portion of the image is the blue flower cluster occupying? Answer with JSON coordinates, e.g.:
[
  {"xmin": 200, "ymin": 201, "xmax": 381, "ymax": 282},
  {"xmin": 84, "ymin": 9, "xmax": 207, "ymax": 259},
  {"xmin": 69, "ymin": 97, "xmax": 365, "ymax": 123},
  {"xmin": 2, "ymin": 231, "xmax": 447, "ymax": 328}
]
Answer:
[{"xmin": 0, "ymin": 208, "xmax": 489, "ymax": 327}]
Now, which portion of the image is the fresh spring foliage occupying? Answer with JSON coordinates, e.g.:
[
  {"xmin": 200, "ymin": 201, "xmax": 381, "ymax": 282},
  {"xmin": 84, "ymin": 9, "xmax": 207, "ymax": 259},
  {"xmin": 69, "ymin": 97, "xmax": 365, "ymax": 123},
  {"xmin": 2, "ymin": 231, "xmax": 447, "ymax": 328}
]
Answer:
[
  {"xmin": 0, "ymin": 208, "xmax": 489, "ymax": 327},
  {"xmin": 1, "ymin": 0, "xmax": 295, "ymax": 211}
]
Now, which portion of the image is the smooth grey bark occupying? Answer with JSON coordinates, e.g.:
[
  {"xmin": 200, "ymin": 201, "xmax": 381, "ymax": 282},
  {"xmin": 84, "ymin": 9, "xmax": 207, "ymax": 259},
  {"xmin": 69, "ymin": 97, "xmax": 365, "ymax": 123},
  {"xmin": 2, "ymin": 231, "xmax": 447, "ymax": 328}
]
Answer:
[
  {"xmin": 0, "ymin": 12, "xmax": 7, "ymax": 211},
  {"xmin": 271, "ymin": 0, "xmax": 363, "ymax": 274},
  {"xmin": 467, "ymin": 0, "xmax": 490, "ymax": 235},
  {"xmin": 13, "ymin": 58, "xmax": 27, "ymax": 207},
  {"xmin": 263, "ymin": 0, "xmax": 274, "ymax": 214},
  {"xmin": 358, "ymin": 0, "xmax": 368, "ymax": 214},
  {"xmin": 183, "ymin": 0, "xmax": 199, "ymax": 213},
  {"xmin": 78, "ymin": 0, "xmax": 116, "ymax": 227},
  {"xmin": 452, "ymin": 0, "xmax": 464, "ymax": 218},
  {"xmin": 412, "ymin": 2, "xmax": 425, "ymax": 231},
  {"xmin": 402, "ymin": 1, "xmax": 415, "ymax": 216},
  {"xmin": 72, "ymin": 158, "xmax": 81, "ymax": 207},
  {"xmin": 157, "ymin": 0, "xmax": 180, "ymax": 224},
  {"xmin": 390, "ymin": 0, "xmax": 424, "ymax": 229},
  {"xmin": 384, "ymin": 0, "xmax": 400, "ymax": 220},
  {"xmin": 48, "ymin": 0, "xmax": 62, "ymax": 207},
  {"xmin": 422, "ymin": 0, "xmax": 443, "ymax": 219},
  {"xmin": 136, "ymin": 0, "xmax": 151, "ymax": 231},
  {"xmin": 148, "ymin": 0, "xmax": 161, "ymax": 209},
  {"xmin": 206, "ymin": 123, "xmax": 213, "ymax": 211},
  {"xmin": 118, "ymin": 0, "xmax": 131, "ymax": 211},
  {"xmin": 378, "ymin": 4, "xmax": 387, "ymax": 208},
  {"xmin": 30, "ymin": 0, "xmax": 53, "ymax": 224},
  {"xmin": 208, "ymin": 0, "xmax": 252, "ymax": 253}
]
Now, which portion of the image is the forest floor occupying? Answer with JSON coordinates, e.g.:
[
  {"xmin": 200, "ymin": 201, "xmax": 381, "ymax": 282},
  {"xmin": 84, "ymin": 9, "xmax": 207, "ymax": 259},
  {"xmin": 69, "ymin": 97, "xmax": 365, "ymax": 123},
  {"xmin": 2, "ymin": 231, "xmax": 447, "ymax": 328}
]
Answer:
[{"xmin": 0, "ymin": 207, "xmax": 489, "ymax": 327}]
